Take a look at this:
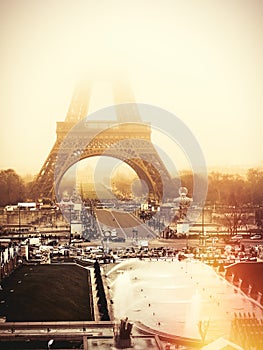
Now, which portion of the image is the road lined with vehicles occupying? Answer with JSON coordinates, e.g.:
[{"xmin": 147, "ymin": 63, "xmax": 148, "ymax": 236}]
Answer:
[
  {"xmin": 1, "ymin": 204, "xmax": 262, "ymax": 267},
  {"xmin": 95, "ymin": 209, "xmax": 157, "ymax": 243}
]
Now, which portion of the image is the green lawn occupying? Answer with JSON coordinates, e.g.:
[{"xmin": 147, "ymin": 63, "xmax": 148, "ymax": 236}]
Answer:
[{"xmin": 0, "ymin": 264, "xmax": 93, "ymax": 322}]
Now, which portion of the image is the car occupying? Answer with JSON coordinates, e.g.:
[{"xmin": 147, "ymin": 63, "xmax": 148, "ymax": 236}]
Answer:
[
  {"xmin": 230, "ymin": 235, "xmax": 243, "ymax": 242},
  {"xmin": 206, "ymin": 237, "xmax": 219, "ymax": 242},
  {"xmin": 250, "ymin": 234, "xmax": 262, "ymax": 240},
  {"xmin": 111, "ymin": 236, "xmax": 126, "ymax": 242},
  {"xmin": 71, "ymin": 239, "xmax": 83, "ymax": 243}
]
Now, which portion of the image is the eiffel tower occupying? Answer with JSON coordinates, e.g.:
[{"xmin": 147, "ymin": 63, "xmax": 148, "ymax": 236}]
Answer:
[{"xmin": 31, "ymin": 79, "xmax": 171, "ymax": 202}]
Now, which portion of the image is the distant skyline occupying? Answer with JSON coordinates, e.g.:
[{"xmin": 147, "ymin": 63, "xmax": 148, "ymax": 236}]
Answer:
[{"xmin": 1, "ymin": 0, "xmax": 263, "ymax": 176}]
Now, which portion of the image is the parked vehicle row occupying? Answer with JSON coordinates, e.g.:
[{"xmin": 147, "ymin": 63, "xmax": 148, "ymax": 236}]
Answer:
[{"xmin": 229, "ymin": 234, "xmax": 262, "ymax": 242}]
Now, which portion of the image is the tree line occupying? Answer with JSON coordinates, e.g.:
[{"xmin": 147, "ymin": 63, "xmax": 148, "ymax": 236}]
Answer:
[
  {"xmin": 0, "ymin": 168, "xmax": 263, "ymax": 207},
  {"xmin": 179, "ymin": 168, "xmax": 263, "ymax": 207}
]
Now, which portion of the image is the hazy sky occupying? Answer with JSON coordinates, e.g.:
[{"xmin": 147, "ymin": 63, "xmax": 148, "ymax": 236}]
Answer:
[{"xmin": 0, "ymin": 0, "xmax": 263, "ymax": 176}]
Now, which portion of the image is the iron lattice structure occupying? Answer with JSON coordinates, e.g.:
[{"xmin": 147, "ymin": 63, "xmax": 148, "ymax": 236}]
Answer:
[{"xmin": 31, "ymin": 80, "xmax": 171, "ymax": 202}]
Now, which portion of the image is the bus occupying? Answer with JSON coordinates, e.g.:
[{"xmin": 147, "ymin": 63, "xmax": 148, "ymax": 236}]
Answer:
[{"xmin": 18, "ymin": 202, "xmax": 37, "ymax": 210}]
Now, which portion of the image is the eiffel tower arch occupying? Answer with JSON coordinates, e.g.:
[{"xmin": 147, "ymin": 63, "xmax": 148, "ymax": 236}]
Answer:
[{"xmin": 31, "ymin": 80, "xmax": 172, "ymax": 203}]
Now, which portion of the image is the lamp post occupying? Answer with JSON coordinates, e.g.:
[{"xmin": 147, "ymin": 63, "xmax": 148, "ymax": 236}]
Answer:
[
  {"xmin": 63, "ymin": 200, "xmax": 74, "ymax": 245},
  {"xmin": 68, "ymin": 200, "xmax": 75, "ymax": 245},
  {"xmin": 18, "ymin": 205, "xmax": 21, "ymax": 237},
  {"xmin": 104, "ymin": 231, "xmax": 110, "ymax": 254},
  {"xmin": 200, "ymin": 206, "xmax": 205, "ymax": 247},
  {"xmin": 132, "ymin": 229, "xmax": 138, "ymax": 245},
  {"xmin": 69, "ymin": 204, "xmax": 72, "ymax": 245},
  {"xmin": 233, "ymin": 205, "xmax": 238, "ymax": 236}
]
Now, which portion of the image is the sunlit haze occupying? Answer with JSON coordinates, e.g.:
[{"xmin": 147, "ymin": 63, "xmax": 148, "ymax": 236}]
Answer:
[{"xmin": 0, "ymin": 0, "xmax": 262, "ymax": 176}]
